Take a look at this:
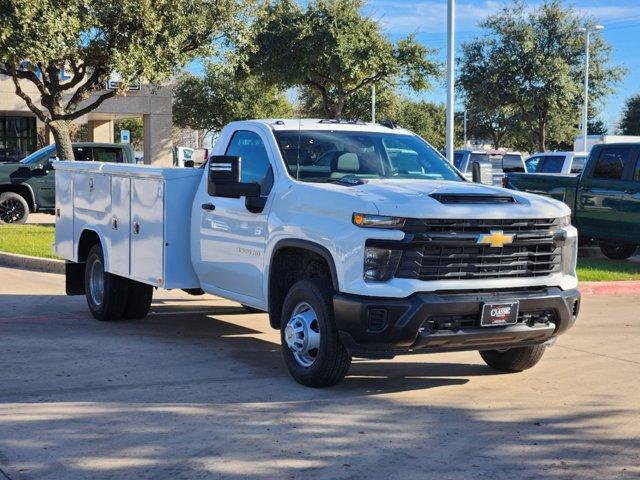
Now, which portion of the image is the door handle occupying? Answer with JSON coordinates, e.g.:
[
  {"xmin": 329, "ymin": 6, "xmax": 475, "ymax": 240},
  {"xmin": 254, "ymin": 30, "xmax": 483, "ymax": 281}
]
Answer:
[
  {"xmin": 624, "ymin": 189, "xmax": 638, "ymax": 195},
  {"xmin": 201, "ymin": 203, "xmax": 216, "ymax": 211},
  {"xmin": 578, "ymin": 186, "xmax": 591, "ymax": 193}
]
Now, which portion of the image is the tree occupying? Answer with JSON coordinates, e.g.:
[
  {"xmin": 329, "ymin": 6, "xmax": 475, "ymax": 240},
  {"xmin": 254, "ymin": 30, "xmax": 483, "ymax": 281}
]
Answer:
[
  {"xmin": 619, "ymin": 94, "xmax": 640, "ymax": 135},
  {"xmin": 458, "ymin": 0, "xmax": 624, "ymax": 152},
  {"xmin": 0, "ymin": 0, "xmax": 245, "ymax": 160},
  {"xmin": 587, "ymin": 118, "xmax": 608, "ymax": 135},
  {"xmin": 246, "ymin": 0, "xmax": 439, "ymax": 119},
  {"xmin": 173, "ymin": 63, "xmax": 293, "ymax": 134}
]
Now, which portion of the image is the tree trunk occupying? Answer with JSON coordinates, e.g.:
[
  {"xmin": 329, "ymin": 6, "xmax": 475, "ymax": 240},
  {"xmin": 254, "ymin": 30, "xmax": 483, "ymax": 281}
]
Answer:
[
  {"xmin": 49, "ymin": 120, "xmax": 75, "ymax": 160},
  {"xmin": 537, "ymin": 121, "xmax": 546, "ymax": 152}
]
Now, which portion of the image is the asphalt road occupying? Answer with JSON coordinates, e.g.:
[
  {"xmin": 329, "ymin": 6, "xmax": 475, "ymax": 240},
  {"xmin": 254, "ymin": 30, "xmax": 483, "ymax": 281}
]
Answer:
[{"xmin": 0, "ymin": 266, "xmax": 638, "ymax": 480}]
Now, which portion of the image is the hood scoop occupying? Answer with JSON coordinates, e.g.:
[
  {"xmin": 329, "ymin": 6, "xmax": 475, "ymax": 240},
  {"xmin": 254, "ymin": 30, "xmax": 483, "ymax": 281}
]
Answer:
[{"xmin": 430, "ymin": 193, "xmax": 516, "ymax": 204}]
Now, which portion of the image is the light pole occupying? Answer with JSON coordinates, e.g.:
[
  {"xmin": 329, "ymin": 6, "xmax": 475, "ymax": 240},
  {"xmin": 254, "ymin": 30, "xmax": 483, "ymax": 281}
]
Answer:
[
  {"xmin": 577, "ymin": 24, "xmax": 604, "ymax": 152},
  {"xmin": 445, "ymin": 0, "xmax": 455, "ymax": 163}
]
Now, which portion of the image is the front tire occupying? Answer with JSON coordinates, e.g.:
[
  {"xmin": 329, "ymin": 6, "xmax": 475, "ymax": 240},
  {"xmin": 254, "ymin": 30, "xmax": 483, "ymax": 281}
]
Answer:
[
  {"xmin": 599, "ymin": 243, "xmax": 637, "ymax": 260},
  {"xmin": 480, "ymin": 345, "xmax": 546, "ymax": 372},
  {"xmin": 280, "ymin": 279, "xmax": 351, "ymax": 387},
  {"xmin": 84, "ymin": 244, "xmax": 129, "ymax": 321},
  {"xmin": 0, "ymin": 192, "xmax": 29, "ymax": 224}
]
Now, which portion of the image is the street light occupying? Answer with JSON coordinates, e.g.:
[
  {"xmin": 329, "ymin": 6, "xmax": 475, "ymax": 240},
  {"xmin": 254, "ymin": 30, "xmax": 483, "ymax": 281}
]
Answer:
[
  {"xmin": 445, "ymin": 0, "xmax": 455, "ymax": 163},
  {"xmin": 577, "ymin": 24, "xmax": 604, "ymax": 152}
]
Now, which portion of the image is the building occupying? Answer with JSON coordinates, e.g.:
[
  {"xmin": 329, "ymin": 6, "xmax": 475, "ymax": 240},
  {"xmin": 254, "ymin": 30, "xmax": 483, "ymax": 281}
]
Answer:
[{"xmin": 0, "ymin": 75, "xmax": 173, "ymax": 165}]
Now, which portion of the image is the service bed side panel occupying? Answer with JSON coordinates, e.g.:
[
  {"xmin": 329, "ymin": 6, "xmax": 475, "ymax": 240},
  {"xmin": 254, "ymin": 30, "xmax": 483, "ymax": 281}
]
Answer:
[
  {"xmin": 130, "ymin": 178, "xmax": 165, "ymax": 285},
  {"xmin": 54, "ymin": 169, "xmax": 74, "ymax": 259}
]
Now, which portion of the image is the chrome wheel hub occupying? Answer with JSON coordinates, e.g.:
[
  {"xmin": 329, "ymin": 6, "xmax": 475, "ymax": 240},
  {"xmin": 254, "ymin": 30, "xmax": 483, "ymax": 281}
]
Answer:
[
  {"xmin": 285, "ymin": 302, "xmax": 320, "ymax": 367},
  {"xmin": 89, "ymin": 258, "xmax": 105, "ymax": 306}
]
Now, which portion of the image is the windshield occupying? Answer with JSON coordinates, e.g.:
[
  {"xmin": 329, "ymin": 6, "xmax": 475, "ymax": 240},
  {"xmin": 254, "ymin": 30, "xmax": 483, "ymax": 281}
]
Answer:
[
  {"xmin": 20, "ymin": 145, "xmax": 55, "ymax": 164},
  {"xmin": 275, "ymin": 130, "xmax": 462, "ymax": 183},
  {"xmin": 453, "ymin": 152, "xmax": 465, "ymax": 169}
]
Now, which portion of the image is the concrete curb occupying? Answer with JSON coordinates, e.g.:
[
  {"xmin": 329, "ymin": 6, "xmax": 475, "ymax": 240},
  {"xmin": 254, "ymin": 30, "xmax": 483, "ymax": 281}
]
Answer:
[
  {"xmin": 579, "ymin": 281, "xmax": 640, "ymax": 296},
  {"xmin": 0, "ymin": 251, "xmax": 65, "ymax": 274}
]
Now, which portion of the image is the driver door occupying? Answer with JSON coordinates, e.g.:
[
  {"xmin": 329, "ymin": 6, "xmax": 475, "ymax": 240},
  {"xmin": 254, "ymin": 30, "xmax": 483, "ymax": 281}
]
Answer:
[{"xmin": 196, "ymin": 129, "xmax": 274, "ymax": 301}]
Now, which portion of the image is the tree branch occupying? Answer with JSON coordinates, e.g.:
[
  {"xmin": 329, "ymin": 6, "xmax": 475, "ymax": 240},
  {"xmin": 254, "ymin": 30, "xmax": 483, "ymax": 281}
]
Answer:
[
  {"xmin": 65, "ymin": 67, "xmax": 108, "ymax": 113},
  {"xmin": 8, "ymin": 72, "xmax": 49, "ymax": 123},
  {"xmin": 62, "ymin": 89, "xmax": 118, "ymax": 120}
]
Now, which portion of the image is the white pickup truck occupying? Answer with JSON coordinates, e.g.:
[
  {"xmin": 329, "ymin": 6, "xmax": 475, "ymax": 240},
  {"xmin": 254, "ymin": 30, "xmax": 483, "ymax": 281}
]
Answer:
[{"xmin": 54, "ymin": 119, "xmax": 581, "ymax": 387}]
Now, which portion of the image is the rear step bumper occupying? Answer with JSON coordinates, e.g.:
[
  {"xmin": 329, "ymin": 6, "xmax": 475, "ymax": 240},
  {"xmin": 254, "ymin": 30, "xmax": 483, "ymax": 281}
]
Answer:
[{"xmin": 333, "ymin": 287, "xmax": 580, "ymax": 359}]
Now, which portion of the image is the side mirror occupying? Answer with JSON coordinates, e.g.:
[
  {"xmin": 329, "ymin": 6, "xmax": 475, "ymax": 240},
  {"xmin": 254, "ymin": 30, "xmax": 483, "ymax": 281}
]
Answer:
[
  {"xmin": 208, "ymin": 155, "xmax": 260, "ymax": 198},
  {"xmin": 471, "ymin": 161, "xmax": 493, "ymax": 185}
]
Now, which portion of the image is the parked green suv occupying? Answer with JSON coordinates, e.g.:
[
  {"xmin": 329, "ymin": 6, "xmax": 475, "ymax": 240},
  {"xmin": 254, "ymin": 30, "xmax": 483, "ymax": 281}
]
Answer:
[{"xmin": 0, "ymin": 143, "xmax": 135, "ymax": 224}]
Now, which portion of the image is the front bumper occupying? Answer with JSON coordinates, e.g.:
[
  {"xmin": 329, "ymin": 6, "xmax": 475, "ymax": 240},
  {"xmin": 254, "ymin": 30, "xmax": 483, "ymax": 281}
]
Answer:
[{"xmin": 334, "ymin": 287, "xmax": 580, "ymax": 359}]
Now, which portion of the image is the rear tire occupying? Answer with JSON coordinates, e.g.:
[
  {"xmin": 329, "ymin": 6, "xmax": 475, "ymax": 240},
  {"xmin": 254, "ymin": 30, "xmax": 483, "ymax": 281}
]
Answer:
[
  {"xmin": 0, "ymin": 192, "xmax": 29, "ymax": 224},
  {"xmin": 84, "ymin": 244, "xmax": 129, "ymax": 321},
  {"xmin": 123, "ymin": 280, "xmax": 153, "ymax": 319},
  {"xmin": 280, "ymin": 279, "xmax": 351, "ymax": 387},
  {"xmin": 480, "ymin": 345, "xmax": 546, "ymax": 372},
  {"xmin": 599, "ymin": 243, "xmax": 637, "ymax": 260}
]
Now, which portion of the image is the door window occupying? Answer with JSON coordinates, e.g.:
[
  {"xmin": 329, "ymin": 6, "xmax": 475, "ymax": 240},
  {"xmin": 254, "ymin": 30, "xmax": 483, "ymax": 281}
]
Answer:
[
  {"xmin": 225, "ymin": 130, "xmax": 273, "ymax": 195},
  {"xmin": 94, "ymin": 147, "xmax": 124, "ymax": 163},
  {"xmin": 538, "ymin": 155, "xmax": 565, "ymax": 173},
  {"xmin": 73, "ymin": 146, "xmax": 93, "ymax": 161},
  {"xmin": 525, "ymin": 156, "xmax": 541, "ymax": 172},
  {"xmin": 592, "ymin": 147, "xmax": 632, "ymax": 180}
]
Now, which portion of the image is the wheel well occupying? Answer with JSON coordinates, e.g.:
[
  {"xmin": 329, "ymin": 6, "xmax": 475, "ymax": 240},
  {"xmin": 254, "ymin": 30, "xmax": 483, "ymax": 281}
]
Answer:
[
  {"xmin": 268, "ymin": 246, "xmax": 336, "ymax": 329},
  {"xmin": 0, "ymin": 184, "xmax": 36, "ymax": 211},
  {"xmin": 77, "ymin": 230, "xmax": 101, "ymax": 262}
]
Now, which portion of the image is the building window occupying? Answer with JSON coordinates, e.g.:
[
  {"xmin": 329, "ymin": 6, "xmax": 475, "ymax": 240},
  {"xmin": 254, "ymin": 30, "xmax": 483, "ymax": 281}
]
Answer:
[{"xmin": 0, "ymin": 116, "xmax": 37, "ymax": 162}]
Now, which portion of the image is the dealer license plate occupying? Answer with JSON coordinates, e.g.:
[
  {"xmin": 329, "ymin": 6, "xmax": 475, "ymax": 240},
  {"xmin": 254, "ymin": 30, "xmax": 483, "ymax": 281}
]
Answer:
[{"xmin": 480, "ymin": 302, "xmax": 519, "ymax": 327}]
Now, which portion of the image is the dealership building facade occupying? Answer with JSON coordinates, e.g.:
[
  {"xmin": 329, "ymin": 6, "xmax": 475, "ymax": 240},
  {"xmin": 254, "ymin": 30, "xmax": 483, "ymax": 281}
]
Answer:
[{"xmin": 0, "ymin": 75, "xmax": 173, "ymax": 165}]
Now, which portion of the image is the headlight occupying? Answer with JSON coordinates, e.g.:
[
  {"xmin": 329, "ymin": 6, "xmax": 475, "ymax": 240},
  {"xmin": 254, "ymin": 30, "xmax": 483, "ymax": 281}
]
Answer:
[
  {"xmin": 558, "ymin": 215, "xmax": 571, "ymax": 227},
  {"xmin": 364, "ymin": 246, "xmax": 402, "ymax": 282},
  {"xmin": 353, "ymin": 213, "xmax": 405, "ymax": 229}
]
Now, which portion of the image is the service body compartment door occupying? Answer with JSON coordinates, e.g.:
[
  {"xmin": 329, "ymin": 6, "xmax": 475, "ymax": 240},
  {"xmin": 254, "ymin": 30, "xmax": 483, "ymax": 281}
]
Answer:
[
  {"xmin": 107, "ymin": 176, "xmax": 131, "ymax": 276},
  {"xmin": 54, "ymin": 169, "xmax": 74, "ymax": 259},
  {"xmin": 130, "ymin": 178, "xmax": 165, "ymax": 284}
]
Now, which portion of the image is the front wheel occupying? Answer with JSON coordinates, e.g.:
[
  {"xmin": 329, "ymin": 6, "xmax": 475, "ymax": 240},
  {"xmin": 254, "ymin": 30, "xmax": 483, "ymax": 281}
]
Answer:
[
  {"xmin": 280, "ymin": 279, "xmax": 351, "ymax": 387},
  {"xmin": 480, "ymin": 345, "xmax": 546, "ymax": 372},
  {"xmin": 0, "ymin": 192, "xmax": 29, "ymax": 224},
  {"xmin": 599, "ymin": 243, "xmax": 637, "ymax": 260},
  {"xmin": 84, "ymin": 244, "xmax": 129, "ymax": 321}
]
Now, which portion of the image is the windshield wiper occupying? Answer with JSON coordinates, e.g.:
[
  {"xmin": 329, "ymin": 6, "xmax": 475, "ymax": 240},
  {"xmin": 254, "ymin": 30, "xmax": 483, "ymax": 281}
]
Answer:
[{"xmin": 326, "ymin": 175, "xmax": 367, "ymax": 186}]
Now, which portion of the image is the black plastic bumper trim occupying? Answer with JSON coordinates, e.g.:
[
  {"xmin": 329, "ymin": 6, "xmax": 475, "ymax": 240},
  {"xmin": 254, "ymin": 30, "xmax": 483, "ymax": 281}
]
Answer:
[{"xmin": 333, "ymin": 287, "xmax": 580, "ymax": 359}]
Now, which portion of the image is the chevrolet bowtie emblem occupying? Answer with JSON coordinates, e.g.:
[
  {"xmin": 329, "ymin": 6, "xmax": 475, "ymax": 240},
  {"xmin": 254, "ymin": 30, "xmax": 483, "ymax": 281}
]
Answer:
[{"xmin": 476, "ymin": 230, "xmax": 515, "ymax": 248}]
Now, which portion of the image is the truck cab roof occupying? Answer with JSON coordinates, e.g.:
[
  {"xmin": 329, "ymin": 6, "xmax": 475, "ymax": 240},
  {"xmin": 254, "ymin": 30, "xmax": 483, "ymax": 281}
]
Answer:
[{"xmin": 225, "ymin": 118, "xmax": 417, "ymax": 136}]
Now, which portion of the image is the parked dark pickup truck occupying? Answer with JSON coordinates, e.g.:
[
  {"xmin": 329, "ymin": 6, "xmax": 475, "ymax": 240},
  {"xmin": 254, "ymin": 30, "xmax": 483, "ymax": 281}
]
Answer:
[
  {"xmin": 0, "ymin": 142, "xmax": 135, "ymax": 224},
  {"xmin": 505, "ymin": 143, "xmax": 640, "ymax": 259}
]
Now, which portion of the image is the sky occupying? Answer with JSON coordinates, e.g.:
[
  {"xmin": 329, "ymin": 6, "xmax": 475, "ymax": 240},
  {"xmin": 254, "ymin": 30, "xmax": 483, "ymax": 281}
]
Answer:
[
  {"xmin": 189, "ymin": 0, "xmax": 640, "ymax": 131},
  {"xmin": 364, "ymin": 0, "xmax": 640, "ymax": 131}
]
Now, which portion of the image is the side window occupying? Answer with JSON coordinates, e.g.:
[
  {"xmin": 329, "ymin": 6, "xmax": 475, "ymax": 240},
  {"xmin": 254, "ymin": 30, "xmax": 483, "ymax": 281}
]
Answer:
[
  {"xmin": 73, "ymin": 147, "xmax": 93, "ymax": 162},
  {"xmin": 571, "ymin": 156, "xmax": 587, "ymax": 174},
  {"xmin": 525, "ymin": 156, "xmax": 541, "ymax": 172},
  {"xmin": 592, "ymin": 147, "xmax": 632, "ymax": 180},
  {"xmin": 94, "ymin": 147, "xmax": 124, "ymax": 163},
  {"xmin": 225, "ymin": 130, "xmax": 273, "ymax": 195},
  {"xmin": 539, "ymin": 156, "xmax": 565, "ymax": 173}
]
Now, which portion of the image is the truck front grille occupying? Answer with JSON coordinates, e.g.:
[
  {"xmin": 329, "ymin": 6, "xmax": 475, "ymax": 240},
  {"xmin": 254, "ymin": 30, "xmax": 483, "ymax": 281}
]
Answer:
[{"xmin": 395, "ymin": 218, "xmax": 562, "ymax": 281}]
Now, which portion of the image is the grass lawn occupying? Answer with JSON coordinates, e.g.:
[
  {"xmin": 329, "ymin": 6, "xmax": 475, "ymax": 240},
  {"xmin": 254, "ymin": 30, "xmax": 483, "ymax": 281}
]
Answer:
[
  {"xmin": 576, "ymin": 258, "xmax": 640, "ymax": 282},
  {"xmin": 1, "ymin": 224, "xmax": 640, "ymax": 281},
  {"xmin": 0, "ymin": 224, "xmax": 58, "ymax": 259}
]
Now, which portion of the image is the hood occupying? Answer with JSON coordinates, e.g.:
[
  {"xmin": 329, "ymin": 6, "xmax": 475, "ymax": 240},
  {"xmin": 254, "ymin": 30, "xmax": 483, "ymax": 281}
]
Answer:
[{"xmin": 324, "ymin": 179, "xmax": 570, "ymax": 219}]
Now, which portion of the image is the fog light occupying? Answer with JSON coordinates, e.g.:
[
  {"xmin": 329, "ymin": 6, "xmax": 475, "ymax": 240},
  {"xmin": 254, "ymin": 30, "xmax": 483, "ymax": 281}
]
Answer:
[{"xmin": 364, "ymin": 247, "xmax": 402, "ymax": 282}]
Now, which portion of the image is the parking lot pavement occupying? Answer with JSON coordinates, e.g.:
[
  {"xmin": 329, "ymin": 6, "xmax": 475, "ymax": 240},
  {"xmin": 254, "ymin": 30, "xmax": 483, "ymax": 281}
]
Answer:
[{"xmin": 0, "ymin": 266, "xmax": 638, "ymax": 480}]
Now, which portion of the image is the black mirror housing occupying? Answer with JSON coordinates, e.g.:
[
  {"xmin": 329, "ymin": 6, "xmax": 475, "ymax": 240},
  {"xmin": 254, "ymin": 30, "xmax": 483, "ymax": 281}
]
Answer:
[{"xmin": 208, "ymin": 155, "xmax": 260, "ymax": 198}]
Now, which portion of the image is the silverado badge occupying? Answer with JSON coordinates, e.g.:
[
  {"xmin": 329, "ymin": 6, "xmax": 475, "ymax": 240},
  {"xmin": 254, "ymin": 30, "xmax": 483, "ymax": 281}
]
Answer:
[{"xmin": 476, "ymin": 230, "xmax": 515, "ymax": 248}]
